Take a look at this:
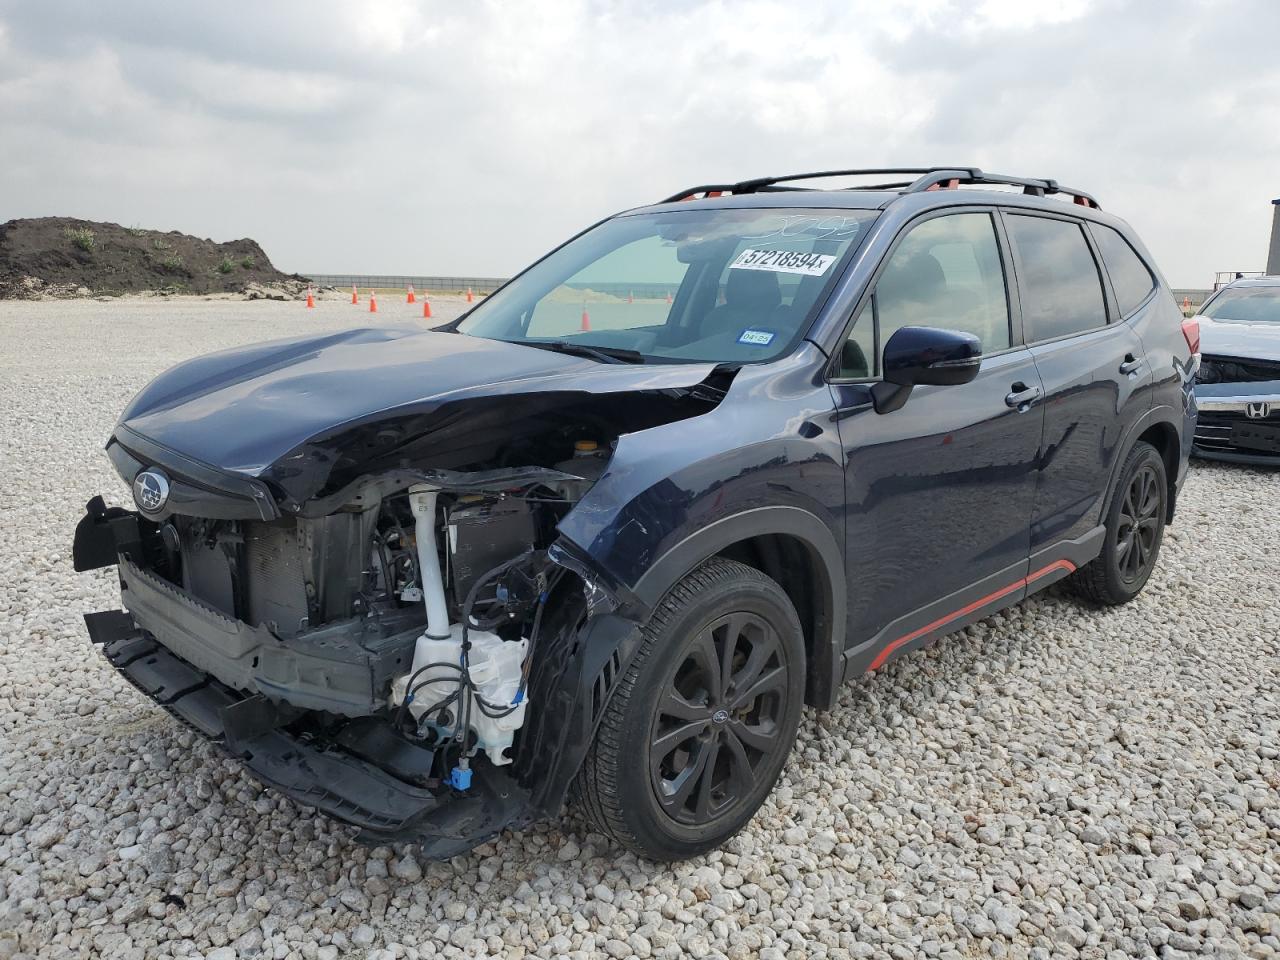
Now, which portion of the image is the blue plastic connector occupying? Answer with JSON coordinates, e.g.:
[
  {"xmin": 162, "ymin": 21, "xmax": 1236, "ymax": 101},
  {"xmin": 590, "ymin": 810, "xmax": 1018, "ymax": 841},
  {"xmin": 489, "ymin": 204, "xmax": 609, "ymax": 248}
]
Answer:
[{"xmin": 448, "ymin": 764, "xmax": 472, "ymax": 791}]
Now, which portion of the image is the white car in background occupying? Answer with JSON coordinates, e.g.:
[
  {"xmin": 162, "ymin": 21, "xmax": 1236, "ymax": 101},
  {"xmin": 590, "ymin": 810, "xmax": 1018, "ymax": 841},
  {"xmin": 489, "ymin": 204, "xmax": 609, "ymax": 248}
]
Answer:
[{"xmin": 1193, "ymin": 277, "xmax": 1280, "ymax": 465}]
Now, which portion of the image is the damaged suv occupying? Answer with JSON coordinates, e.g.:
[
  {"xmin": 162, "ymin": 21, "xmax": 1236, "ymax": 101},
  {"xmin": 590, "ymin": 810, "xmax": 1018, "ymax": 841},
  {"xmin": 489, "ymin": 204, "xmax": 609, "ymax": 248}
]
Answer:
[{"xmin": 76, "ymin": 168, "xmax": 1196, "ymax": 861}]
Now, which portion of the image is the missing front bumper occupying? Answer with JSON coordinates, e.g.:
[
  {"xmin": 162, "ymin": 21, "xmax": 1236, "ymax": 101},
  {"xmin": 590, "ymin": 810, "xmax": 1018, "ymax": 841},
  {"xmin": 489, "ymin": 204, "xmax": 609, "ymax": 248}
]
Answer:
[
  {"xmin": 75, "ymin": 496, "xmax": 422, "ymax": 717},
  {"xmin": 85, "ymin": 609, "xmax": 531, "ymax": 856}
]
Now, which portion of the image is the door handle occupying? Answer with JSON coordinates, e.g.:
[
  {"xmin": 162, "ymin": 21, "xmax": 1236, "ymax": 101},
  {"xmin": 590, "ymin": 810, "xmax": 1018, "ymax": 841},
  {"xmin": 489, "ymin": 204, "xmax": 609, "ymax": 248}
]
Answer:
[
  {"xmin": 1119, "ymin": 353, "xmax": 1143, "ymax": 376},
  {"xmin": 1005, "ymin": 382, "xmax": 1043, "ymax": 412}
]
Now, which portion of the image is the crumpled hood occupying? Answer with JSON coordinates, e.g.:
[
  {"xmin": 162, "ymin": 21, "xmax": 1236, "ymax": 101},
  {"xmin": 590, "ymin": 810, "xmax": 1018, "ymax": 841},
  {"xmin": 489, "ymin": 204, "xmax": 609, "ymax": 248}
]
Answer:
[
  {"xmin": 117, "ymin": 326, "xmax": 715, "ymax": 481},
  {"xmin": 1199, "ymin": 317, "xmax": 1280, "ymax": 363}
]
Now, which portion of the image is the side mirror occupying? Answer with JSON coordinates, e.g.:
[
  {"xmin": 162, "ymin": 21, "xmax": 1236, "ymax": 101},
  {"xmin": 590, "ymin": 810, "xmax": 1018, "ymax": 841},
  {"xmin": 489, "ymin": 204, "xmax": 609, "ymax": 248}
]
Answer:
[{"xmin": 872, "ymin": 326, "xmax": 982, "ymax": 414}]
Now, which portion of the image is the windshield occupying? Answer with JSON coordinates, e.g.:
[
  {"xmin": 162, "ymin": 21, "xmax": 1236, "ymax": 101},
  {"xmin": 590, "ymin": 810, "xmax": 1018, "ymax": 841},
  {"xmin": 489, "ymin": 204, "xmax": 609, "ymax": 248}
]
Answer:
[
  {"xmin": 456, "ymin": 207, "xmax": 877, "ymax": 363},
  {"xmin": 1201, "ymin": 286, "xmax": 1280, "ymax": 323}
]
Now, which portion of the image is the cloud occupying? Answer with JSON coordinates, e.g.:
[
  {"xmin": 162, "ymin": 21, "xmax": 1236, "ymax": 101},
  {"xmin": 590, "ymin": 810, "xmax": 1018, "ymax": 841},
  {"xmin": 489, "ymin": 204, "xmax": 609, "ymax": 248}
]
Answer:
[{"xmin": 0, "ymin": 0, "xmax": 1276, "ymax": 283}]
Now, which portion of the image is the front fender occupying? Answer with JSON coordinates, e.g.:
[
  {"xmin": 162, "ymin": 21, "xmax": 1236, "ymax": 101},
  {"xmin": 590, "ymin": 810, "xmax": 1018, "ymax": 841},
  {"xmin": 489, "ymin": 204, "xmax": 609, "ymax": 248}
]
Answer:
[
  {"xmin": 552, "ymin": 346, "xmax": 848, "ymax": 714},
  {"xmin": 556, "ymin": 343, "xmax": 845, "ymax": 589}
]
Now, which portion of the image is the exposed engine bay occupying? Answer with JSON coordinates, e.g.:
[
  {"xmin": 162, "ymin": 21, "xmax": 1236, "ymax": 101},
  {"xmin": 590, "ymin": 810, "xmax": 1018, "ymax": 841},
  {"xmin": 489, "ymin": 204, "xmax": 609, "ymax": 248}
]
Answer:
[
  {"xmin": 97, "ymin": 436, "xmax": 612, "ymax": 758},
  {"xmin": 166, "ymin": 476, "xmax": 572, "ymax": 776},
  {"xmin": 74, "ymin": 359, "xmax": 736, "ymax": 856}
]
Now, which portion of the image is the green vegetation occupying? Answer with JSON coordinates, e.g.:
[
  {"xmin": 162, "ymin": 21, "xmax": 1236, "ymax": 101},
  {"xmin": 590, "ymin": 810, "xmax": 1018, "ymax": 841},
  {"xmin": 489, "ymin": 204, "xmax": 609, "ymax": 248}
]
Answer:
[
  {"xmin": 126, "ymin": 225, "xmax": 147, "ymax": 237},
  {"xmin": 217, "ymin": 256, "xmax": 235, "ymax": 274},
  {"xmin": 160, "ymin": 253, "xmax": 184, "ymax": 271},
  {"xmin": 64, "ymin": 226, "xmax": 96, "ymax": 253},
  {"xmin": 239, "ymin": 255, "xmax": 256, "ymax": 270}
]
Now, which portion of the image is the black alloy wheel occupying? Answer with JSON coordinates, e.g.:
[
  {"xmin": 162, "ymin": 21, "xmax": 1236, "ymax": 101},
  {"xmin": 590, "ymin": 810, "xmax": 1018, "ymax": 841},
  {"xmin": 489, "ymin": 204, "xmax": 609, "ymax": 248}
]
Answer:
[
  {"xmin": 1116, "ymin": 462, "xmax": 1163, "ymax": 585},
  {"xmin": 576, "ymin": 557, "xmax": 805, "ymax": 860},
  {"xmin": 648, "ymin": 611, "xmax": 789, "ymax": 826}
]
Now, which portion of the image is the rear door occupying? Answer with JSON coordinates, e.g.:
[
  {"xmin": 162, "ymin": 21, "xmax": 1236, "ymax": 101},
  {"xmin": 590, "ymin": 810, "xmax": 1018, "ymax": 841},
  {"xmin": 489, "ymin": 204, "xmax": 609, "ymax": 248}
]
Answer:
[
  {"xmin": 1002, "ymin": 211, "xmax": 1152, "ymax": 561},
  {"xmin": 829, "ymin": 209, "xmax": 1045, "ymax": 669}
]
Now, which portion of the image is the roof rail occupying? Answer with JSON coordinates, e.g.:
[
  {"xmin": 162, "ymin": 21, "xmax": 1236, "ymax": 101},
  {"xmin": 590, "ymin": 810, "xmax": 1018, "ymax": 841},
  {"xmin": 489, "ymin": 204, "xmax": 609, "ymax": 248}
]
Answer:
[
  {"xmin": 905, "ymin": 169, "xmax": 1100, "ymax": 208},
  {"xmin": 662, "ymin": 166, "xmax": 1100, "ymax": 209},
  {"xmin": 661, "ymin": 169, "xmax": 950, "ymax": 204}
]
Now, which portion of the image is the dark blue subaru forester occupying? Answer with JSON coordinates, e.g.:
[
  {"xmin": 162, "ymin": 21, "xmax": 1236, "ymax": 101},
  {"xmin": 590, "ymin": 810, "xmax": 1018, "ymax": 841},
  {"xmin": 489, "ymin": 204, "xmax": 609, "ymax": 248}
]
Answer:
[{"xmin": 76, "ymin": 167, "xmax": 1196, "ymax": 860}]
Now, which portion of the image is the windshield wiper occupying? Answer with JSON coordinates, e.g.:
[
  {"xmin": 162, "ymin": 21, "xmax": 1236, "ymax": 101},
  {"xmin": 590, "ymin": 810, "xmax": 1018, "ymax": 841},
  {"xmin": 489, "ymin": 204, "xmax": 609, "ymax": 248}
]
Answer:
[{"xmin": 522, "ymin": 340, "xmax": 646, "ymax": 364}]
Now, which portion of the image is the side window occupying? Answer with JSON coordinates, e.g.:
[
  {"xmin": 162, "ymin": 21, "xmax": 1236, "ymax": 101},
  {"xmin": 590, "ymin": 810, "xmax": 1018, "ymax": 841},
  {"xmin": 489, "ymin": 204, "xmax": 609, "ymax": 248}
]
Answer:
[
  {"xmin": 836, "ymin": 299, "xmax": 876, "ymax": 378},
  {"xmin": 1006, "ymin": 215, "xmax": 1107, "ymax": 341},
  {"xmin": 875, "ymin": 213, "xmax": 1011, "ymax": 355},
  {"xmin": 1090, "ymin": 224, "xmax": 1156, "ymax": 316}
]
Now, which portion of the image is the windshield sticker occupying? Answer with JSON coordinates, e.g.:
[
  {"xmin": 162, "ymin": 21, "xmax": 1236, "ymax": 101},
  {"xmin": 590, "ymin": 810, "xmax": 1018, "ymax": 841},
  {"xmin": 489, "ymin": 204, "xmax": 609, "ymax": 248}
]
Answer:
[
  {"xmin": 730, "ymin": 248, "xmax": 838, "ymax": 276},
  {"xmin": 738, "ymin": 329, "xmax": 776, "ymax": 346}
]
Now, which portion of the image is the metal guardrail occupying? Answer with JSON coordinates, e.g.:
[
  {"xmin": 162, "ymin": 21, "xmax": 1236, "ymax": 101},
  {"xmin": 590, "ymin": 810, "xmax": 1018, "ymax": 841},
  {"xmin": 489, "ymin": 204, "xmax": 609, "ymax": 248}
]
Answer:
[
  {"xmin": 303, "ymin": 274, "xmax": 508, "ymax": 294},
  {"xmin": 300, "ymin": 276, "xmax": 681, "ymax": 300},
  {"xmin": 308, "ymin": 274, "xmax": 1217, "ymax": 313},
  {"xmin": 1211, "ymin": 272, "xmax": 1266, "ymax": 291}
]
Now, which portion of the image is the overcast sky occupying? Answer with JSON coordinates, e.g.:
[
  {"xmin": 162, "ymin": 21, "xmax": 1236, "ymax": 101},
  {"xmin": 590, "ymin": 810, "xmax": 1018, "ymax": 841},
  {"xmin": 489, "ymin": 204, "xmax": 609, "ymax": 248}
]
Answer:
[{"xmin": 1, "ymin": 0, "xmax": 1277, "ymax": 286}]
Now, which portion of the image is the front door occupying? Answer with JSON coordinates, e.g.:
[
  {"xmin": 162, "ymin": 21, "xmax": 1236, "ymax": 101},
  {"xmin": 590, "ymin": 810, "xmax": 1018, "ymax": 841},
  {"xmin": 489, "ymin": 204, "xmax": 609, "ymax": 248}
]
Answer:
[{"xmin": 828, "ymin": 210, "xmax": 1045, "ymax": 672}]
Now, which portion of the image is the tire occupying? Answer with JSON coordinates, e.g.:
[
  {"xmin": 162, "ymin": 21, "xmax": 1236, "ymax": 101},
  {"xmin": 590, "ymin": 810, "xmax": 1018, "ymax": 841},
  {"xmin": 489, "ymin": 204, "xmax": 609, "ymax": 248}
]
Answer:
[
  {"xmin": 575, "ymin": 557, "xmax": 805, "ymax": 861},
  {"xmin": 1071, "ymin": 440, "xmax": 1168, "ymax": 606}
]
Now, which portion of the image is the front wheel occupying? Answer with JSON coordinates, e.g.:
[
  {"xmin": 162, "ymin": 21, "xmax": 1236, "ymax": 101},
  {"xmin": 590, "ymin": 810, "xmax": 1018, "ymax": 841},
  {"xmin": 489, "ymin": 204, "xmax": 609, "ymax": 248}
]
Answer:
[
  {"xmin": 1072, "ymin": 440, "xmax": 1167, "ymax": 605},
  {"xmin": 575, "ymin": 557, "xmax": 805, "ymax": 861}
]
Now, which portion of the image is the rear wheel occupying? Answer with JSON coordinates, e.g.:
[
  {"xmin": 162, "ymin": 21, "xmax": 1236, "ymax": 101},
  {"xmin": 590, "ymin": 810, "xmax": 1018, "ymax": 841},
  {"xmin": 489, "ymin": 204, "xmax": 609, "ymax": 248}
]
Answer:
[
  {"xmin": 1072, "ymin": 440, "xmax": 1167, "ymax": 605},
  {"xmin": 575, "ymin": 557, "xmax": 805, "ymax": 861}
]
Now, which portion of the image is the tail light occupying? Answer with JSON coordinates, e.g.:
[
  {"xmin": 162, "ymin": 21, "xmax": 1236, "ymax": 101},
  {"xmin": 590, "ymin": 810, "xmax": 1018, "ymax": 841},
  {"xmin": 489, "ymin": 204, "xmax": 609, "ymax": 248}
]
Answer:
[{"xmin": 1181, "ymin": 318, "xmax": 1200, "ymax": 355}]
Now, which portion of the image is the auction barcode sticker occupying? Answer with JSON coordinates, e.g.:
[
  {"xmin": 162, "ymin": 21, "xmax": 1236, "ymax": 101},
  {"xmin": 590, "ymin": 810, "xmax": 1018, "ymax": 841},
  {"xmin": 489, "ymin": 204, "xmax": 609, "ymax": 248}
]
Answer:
[{"xmin": 730, "ymin": 248, "xmax": 838, "ymax": 276}]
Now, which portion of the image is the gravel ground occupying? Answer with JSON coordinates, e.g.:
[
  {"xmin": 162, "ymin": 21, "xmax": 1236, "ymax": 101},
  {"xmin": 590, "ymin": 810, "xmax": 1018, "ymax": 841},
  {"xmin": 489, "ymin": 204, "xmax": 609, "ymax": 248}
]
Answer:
[{"xmin": 1, "ymin": 297, "xmax": 1278, "ymax": 960}]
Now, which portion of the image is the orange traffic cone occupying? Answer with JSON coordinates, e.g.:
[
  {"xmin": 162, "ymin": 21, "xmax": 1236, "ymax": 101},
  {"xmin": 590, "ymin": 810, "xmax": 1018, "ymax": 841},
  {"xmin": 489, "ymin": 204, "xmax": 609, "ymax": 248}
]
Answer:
[
  {"xmin": 422, "ymin": 295, "xmax": 432, "ymax": 319},
  {"xmin": 351, "ymin": 285, "xmax": 358, "ymax": 305},
  {"xmin": 665, "ymin": 290, "xmax": 672, "ymax": 304},
  {"xmin": 369, "ymin": 290, "xmax": 378, "ymax": 313},
  {"xmin": 1182, "ymin": 296, "xmax": 1190, "ymax": 312},
  {"xmin": 407, "ymin": 285, "xmax": 416, "ymax": 304},
  {"xmin": 466, "ymin": 286, "xmax": 474, "ymax": 303},
  {"xmin": 580, "ymin": 304, "xmax": 591, "ymax": 331},
  {"xmin": 627, "ymin": 290, "xmax": 634, "ymax": 304},
  {"xmin": 306, "ymin": 286, "xmax": 315, "ymax": 309}
]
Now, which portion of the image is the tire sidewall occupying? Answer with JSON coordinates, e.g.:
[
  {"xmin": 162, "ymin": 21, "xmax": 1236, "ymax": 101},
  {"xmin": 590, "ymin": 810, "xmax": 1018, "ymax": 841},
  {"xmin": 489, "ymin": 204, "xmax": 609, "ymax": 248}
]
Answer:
[{"xmin": 613, "ymin": 573, "xmax": 805, "ymax": 859}]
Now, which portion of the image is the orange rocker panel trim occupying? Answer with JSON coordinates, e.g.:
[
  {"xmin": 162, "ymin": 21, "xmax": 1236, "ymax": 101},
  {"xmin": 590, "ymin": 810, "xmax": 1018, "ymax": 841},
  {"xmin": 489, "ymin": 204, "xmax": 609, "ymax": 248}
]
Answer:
[{"xmin": 869, "ymin": 560, "xmax": 1077, "ymax": 670}]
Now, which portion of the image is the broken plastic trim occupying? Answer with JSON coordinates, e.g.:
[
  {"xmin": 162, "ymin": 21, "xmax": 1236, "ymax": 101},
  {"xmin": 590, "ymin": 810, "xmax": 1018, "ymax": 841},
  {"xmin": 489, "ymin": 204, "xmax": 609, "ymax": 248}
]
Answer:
[
  {"xmin": 89, "ymin": 612, "xmax": 532, "ymax": 853},
  {"xmin": 546, "ymin": 538, "xmax": 641, "ymax": 620}
]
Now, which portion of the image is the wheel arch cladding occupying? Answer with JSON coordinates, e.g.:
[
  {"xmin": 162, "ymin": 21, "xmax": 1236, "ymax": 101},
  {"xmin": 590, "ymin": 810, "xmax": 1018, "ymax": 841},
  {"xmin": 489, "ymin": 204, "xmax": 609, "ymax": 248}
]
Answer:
[
  {"xmin": 630, "ymin": 506, "xmax": 846, "ymax": 710},
  {"xmin": 1135, "ymin": 419, "xmax": 1180, "ymax": 522},
  {"xmin": 1102, "ymin": 407, "xmax": 1183, "ymax": 529}
]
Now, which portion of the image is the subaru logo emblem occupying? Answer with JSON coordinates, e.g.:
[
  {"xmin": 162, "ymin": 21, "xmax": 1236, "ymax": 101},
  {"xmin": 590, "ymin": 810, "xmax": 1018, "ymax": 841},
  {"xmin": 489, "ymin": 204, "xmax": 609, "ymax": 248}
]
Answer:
[
  {"xmin": 133, "ymin": 470, "xmax": 170, "ymax": 513},
  {"xmin": 712, "ymin": 708, "xmax": 730, "ymax": 725},
  {"xmin": 1246, "ymin": 401, "xmax": 1272, "ymax": 420}
]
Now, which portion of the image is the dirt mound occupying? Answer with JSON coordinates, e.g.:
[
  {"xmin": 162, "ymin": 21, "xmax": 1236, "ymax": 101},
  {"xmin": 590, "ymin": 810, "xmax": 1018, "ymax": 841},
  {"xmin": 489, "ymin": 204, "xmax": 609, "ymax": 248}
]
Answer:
[{"xmin": 0, "ymin": 217, "xmax": 307, "ymax": 299}]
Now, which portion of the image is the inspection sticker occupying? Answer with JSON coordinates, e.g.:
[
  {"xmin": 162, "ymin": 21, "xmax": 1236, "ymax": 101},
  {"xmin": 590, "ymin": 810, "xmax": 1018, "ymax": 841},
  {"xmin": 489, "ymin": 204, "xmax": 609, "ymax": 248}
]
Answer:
[
  {"xmin": 730, "ymin": 248, "xmax": 838, "ymax": 276},
  {"xmin": 738, "ymin": 329, "xmax": 776, "ymax": 346}
]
